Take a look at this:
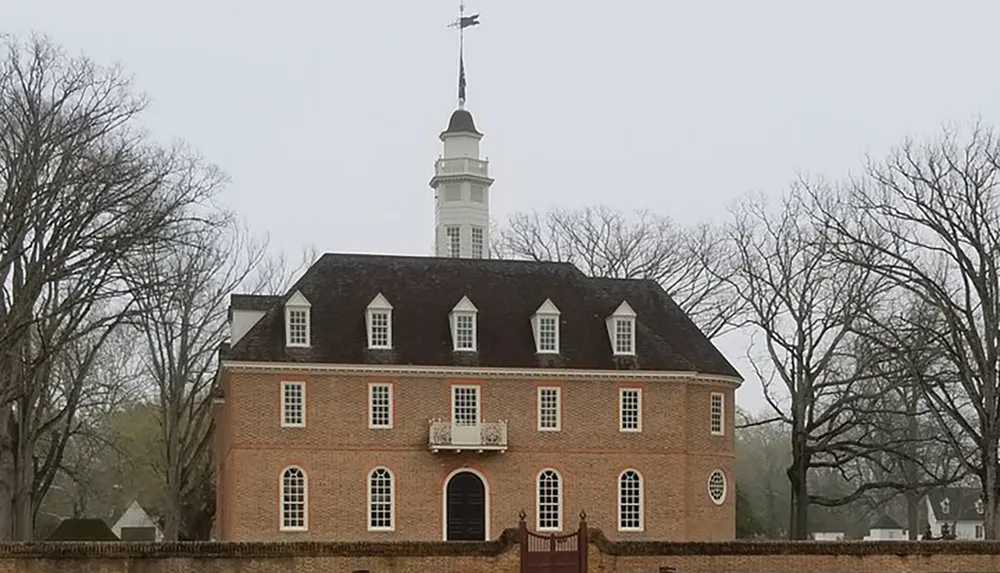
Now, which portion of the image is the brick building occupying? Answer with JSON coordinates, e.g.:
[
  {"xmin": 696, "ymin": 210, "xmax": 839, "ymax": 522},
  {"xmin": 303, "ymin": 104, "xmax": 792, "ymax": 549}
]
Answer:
[
  {"xmin": 212, "ymin": 39, "xmax": 741, "ymax": 542},
  {"xmin": 213, "ymin": 253, "xmax": 741, "ymax": 541}
]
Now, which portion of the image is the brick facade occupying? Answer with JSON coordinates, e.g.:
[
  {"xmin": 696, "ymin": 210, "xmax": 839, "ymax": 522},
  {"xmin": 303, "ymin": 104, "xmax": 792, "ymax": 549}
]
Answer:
[{"xmin": 214, "ymin": 367, "xmax": 736, "ymax": 542}]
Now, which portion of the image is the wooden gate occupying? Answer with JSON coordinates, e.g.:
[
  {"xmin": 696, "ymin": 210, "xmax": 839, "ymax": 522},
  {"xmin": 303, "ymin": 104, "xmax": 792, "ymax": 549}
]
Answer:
[{"xmin": 519, "ymin": 510, "xmax": 588, "ymax": 573}]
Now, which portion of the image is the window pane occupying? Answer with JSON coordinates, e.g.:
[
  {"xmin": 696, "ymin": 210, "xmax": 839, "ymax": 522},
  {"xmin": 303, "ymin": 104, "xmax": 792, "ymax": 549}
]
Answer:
[
  {"xmin": 620, "ymin": 389, "xmax": 640, "ymax": 430},
  {"xmin": 618, "ymin": 471, "xmax": 641, "ymax": 529},
  {"xmin": 282, "ymin": 468, "xmax": 306, "ymax": 529},
  {"xmin": 370, "ymin": 384, "xmax": 392, "ymax": 427},
  {"xmin": 538, "ymin": 388, "xmax": 559, "ymax": 430},
  {"xmin": 369, "ymin": 468, "xmax": 393, "ymax": 529},
  {"xmin": 538, "ymin": 470, "xmax": 561, "ymax": 530},
  {"xmin": 283, "ymin": 383, "xmax": 304, "ymax": 426}
]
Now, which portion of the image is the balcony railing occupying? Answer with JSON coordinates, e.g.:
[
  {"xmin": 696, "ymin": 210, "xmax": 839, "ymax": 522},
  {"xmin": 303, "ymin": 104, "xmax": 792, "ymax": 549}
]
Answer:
[
  {"xmin": 434, "ymin": 157, "xmax": 490, "ymax": 177},
  {"xmin": 428, "ymin": 419, "xmax": 508, "ymax": 453}
]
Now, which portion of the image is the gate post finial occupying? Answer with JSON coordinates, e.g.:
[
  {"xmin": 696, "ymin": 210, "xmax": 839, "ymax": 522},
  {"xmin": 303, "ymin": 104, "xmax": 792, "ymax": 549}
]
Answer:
[{"xmin": 518, "ymin": 508, "xmax": 527, "ymax": 522}]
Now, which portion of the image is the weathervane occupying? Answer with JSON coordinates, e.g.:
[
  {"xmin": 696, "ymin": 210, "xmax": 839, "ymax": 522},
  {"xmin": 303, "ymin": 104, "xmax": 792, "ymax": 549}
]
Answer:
[{"xmin": 448, "ymin": 3, "xmax": 480, "ymax": 109}]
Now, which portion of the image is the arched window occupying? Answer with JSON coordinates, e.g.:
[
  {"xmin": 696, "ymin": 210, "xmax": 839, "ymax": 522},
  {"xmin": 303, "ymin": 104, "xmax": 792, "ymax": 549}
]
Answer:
[
  {"xmin": 708, "ymin": 470, "xmax": 727, "ymax": 505},
  {"xmin": 368, "ymin": 467, "xmax": 395, "ymax": 531},
  {"xmin": 618, "ymin": 469, "xmax": 643, "ymax": 531},
  {"xmin": 537, "ymin": 469, "xmax": 562, "ymax": 531},
  {"xmin": 280, "ymin": 466, "xmax": 307, "ymax": 531}
]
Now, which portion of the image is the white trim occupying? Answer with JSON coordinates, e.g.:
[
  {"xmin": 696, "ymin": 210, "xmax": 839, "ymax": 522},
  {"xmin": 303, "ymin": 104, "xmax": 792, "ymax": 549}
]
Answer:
[
  {"xmin": 451, "ymin": 384, "xmax": 481, "ymax": 423},
  {"xmin": 284, "ymin": 291, "xmax": 311, "ymax": 348},
  {"xmin": 537, "ymin": 386, "xmax": 562, "ymax": 432},
  {"xmin": 606, "ymin": 301, "xmax": 637, "ymax": 356},
  {"xmin": 536, "ymin": 468, "xmax": 563, "ymax": 532},
  {"xmin": 280, "ymin": 381, "xmax": 306, "ymax": 428},
  {"xmin": 279, "ymin": 465, "xmax": 308, "ymax": 532},
  {"xmin": 366, "ymin": 294, "xmax": 394, "ymax": 349},
  {"xmin": 710, "ymin": 392, "xmax": 725, "ymax": 436},
  {"xmin": 532, "ymin": 299, "xmax": 561, "ymax": 354},
  {"xmin": 617, "ymin": 469, "xmax": 644, "ymax": 532},
  {"xmin": 368, "ymin": 382, "xmax": 394, "ymax": 429},
  {"xmin": 449, "ymin": 297, "xmax": 478, "ymax": 352},
  {"xmin": 366, "ymin": 466, "xmax": 396, "ymax": 531},
  {"xmin": 441, "ymin": 468, "xmax": 491, "ymax": 541},
  {"xmin": 708, "ymin": 469, "xmax": 727, "ymax": 506},
  {"xmin": 619, "ymin": 387, "xmax": 642, "ymax": 432},
  {"xmin": 221, "ymin": 361, "xmax": 743, "ymax": 386}
]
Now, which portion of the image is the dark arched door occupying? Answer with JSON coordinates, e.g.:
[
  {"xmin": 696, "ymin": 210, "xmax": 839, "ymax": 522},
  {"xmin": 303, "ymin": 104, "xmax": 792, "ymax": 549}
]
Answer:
[{"xmin": 446, "ymin": 471, "xmax": 486, "ymax": 540}]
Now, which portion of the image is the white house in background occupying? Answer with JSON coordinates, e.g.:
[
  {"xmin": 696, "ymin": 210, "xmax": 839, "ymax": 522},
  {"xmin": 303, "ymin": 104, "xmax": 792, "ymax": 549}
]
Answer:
[
  {"xmin": 864, "ymin": 515, "xmax": 907, "ymax": 540},
  {"xmin": 925, "ymin": 487, "xmax": 985, "ymax": 539},
  {"xmin": 811, "ymin": 532, "xmax": 845, "ymax": 541},
  {"xmin": 111, "ymin": 500, "xmax": 163, "ymax": 542}
]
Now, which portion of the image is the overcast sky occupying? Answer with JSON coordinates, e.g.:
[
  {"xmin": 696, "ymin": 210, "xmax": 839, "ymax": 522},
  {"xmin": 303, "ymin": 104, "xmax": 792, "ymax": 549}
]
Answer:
[{"xmin": 5, "ymin": 0, "xmax": 1000, "ymax": 412}]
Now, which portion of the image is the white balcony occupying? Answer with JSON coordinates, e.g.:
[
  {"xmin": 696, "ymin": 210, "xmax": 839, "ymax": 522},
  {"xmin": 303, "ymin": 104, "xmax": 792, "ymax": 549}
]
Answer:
[
  {"xmin": 429, "ymin": 420, "xmax": 508, "ymax": 453},
  {"xmin": 434, "ymin": 157, "xmax": 490, "ymax": 178}
]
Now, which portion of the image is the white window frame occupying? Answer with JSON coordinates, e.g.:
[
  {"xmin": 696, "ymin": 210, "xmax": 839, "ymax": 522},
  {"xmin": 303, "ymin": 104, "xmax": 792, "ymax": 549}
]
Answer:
[
  {"xmin": 710, "ymin": 392, "xmax": 725, "ymax": 436},
  {"xmin": 280, "ymin": 381, "xmax": 306, "ymax": 428},
  {"xmin": 451, "ymin": 384, "xmax": 481, "ymax": 425},
  {"xmin": 613, "ymin": 317, "xmax": 635, "ymax": 355},
  {"xmin": 279, "ymin": 466, "xmax": 308, "ymax": 531},
  {"xmin": 449, "ymin": 296, "xmax": 478, "ymax": 352},
  {"xmin": 536, "ymin": 468, "xmax": 563, "ymax": 532},
  {"xmin": 284, "ymin": 291, "xmax": 312, "ymax": 348},
  {"xmin": 617, "ymin": 469, "xmax": 644, "ymax": 532},
  {"xmin": 619, "ymin": 387, "xmax": 642, "ymax": 432},
  {"xmin": 532, "ymin": 299, "xmax": 561, "ymax": 354},
  {"xmin": 537, "ymin": 386, "xmax": 561, "ymax": 432},
  {"xmin": 606, "ymin": 301, "xmax": 637, "ymax": 356},
  {"xmin": 367, "ymin": 466, "xmax": 395, "ymax": 531},
  {"xmin": 446, "ymin": 225, "xmax": 461, "ymax": 258},
  {"xmin": 708, "ymin": 470, "xmax": 727, "ymax": 505},
  {"xmin": 471, "ymin": 225, "xmax": 484, "ymax": 258},
  {"xmin": 368, "ymin": 382, "xmax": 394, "ymax": 429}
]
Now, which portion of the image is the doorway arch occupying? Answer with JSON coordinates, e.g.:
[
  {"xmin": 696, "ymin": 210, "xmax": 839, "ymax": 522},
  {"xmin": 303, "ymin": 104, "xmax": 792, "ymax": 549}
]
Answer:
[{"xmin": 442, "ymin": 468, "xmax": 490, "ymax": 540}]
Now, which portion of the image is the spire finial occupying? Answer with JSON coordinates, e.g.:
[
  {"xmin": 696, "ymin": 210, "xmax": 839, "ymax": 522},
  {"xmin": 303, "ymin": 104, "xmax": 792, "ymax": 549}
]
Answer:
[{"xmin": 448, "ymin": 3, "xmax": 480, "ymax": 109}]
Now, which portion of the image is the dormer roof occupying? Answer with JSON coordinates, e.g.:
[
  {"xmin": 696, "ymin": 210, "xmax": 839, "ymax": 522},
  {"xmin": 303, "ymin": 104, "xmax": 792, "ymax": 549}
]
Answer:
[
  {"xmin": 223, "ymin": 253, "xmax": 739, "ymax": 377},
  {"xmin": 451, "ymin": 295, "xmax": 478, "ymax": 314},
  {"xmin": 367, "ymin": 293, "xmax": 393, "ymax": 311}
]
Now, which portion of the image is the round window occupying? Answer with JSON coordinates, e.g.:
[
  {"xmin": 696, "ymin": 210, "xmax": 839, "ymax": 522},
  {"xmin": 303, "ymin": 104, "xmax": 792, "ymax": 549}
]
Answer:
[{"xmin": 708, "ymin": 470, "xmax": 726, "ymax": 505}]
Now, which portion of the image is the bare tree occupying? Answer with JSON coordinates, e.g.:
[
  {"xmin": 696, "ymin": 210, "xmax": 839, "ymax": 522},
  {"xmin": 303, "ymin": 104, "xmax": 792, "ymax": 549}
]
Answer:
[
  {"xmin": 0, "ymin": 35, "xmax": 214, "ymax": 540},
  {"xmin": 724, "ymin": 185, "xmax": 936, "ymax": 538},
  {"xmin": 493, "ymin": 206, "xmax": 739, "ymax": 338},
  {"xmin": 124, "ymin": 218, "xmax": 269, "ymax": 540},
  {"xmin": 814, "ymin": 121, "xmax": 1000, "ymax": 538}
]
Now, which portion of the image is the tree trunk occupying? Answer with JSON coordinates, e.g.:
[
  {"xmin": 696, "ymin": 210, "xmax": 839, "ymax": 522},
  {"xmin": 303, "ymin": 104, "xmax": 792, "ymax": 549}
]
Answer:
[
  {"xmin": 906, "ymin": 491, "xmax": 920, "ymax": 540},
  {"xmin": 11, "ymin": 427, "xmax": 35, "ymax": 541},
  {"xmin": 983, "ymin": 440, "xmax": 999, "ymax": 540},
  {"xmin": 0, "ymin": 415, "xmax": 13, "ymax": 541},
  {"xmin": 787, "ymin": 448, "xmax": 809, "ymax": 539}
]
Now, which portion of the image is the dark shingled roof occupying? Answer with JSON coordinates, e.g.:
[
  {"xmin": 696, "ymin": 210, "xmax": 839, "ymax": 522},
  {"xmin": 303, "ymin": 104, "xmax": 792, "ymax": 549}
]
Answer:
[
  {"xmin": 224, "ymin": 253, "xmax": 740, "ymax": 378},
  {"xmin": 444, "ymin": 108, "xmax": 480, "ymax": 135},
  {"xmin": 927, "ymin": 487, "xmax": 984, "ymax": 522},
  {"xmin": 47, "ymin": 518, "xmax": 119, "ymax": 541}
]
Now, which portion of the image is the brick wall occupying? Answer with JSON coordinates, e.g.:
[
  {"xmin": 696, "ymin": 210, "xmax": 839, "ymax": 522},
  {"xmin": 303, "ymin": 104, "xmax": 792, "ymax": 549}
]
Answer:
[
  {"xmin": 217, "ymin": 370, "xmax": 735, "ymax": 541},
  {"xmin": 4, "ymin": 537, "xmax": 1000, "ymax": 573}
]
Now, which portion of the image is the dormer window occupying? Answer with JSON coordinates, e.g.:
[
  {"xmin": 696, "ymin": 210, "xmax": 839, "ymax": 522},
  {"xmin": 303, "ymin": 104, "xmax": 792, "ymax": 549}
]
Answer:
[
  {"xmin": 940, "ymin": 497, "xmax": 951, "ymax": 514},
  {"xmin": 449, "ymin": 296, "xmax": 478, "ymax": 351},
  {"xmin": 606, "ymin": 301, "xmax": 636, "ymax": 355},
  {"xmin": 366, "ymin": 293, "xmax": 393, "ymax": 349},
  {"xmin": 531, "ymin": 299, "xmax": 560, "ymax": 354},
  {"xmin": 284, "ymin": 291, "xmax": 311, "ymax": 348},
  {"xmin": 976, "ymin": 498, "xmax": 984, "ymax": 514}
]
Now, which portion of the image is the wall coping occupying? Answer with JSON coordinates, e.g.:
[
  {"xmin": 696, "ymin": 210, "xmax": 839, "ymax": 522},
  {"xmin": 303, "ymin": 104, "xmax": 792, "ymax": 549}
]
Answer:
[
  {"xmin": 3, "ymin": 530, "xmax": 1000, "ymax": 560},
  {"xmin": 587, "ymin": 529, "xmax": 1000, "ymax": 556},
  {"xmin": 0, "ymin": 528, "xmax": 520, "ymax": 559}
]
